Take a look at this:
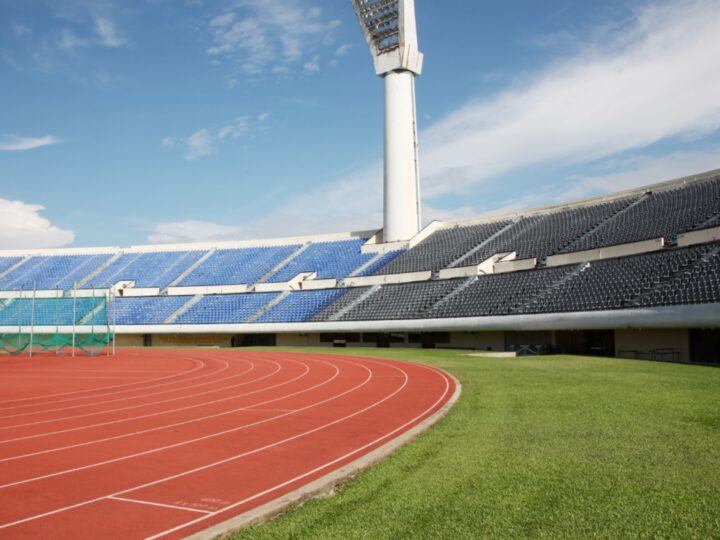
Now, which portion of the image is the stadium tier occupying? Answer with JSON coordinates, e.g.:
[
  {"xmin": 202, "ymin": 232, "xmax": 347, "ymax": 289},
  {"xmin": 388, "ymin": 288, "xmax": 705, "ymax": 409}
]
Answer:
[{"xmin": 1, "ymin": 170, "xmax": 719, "ymax": 362}]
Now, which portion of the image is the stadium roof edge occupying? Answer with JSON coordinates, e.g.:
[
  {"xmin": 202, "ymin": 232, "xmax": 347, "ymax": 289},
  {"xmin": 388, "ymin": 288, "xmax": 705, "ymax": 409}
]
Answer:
[
  {"xmin": 441, "ymin": 167, "xmax": 720, "ymax": 229},
  {"xmin": 0, "ymin": 167, "xmax": 718, "ymax": 256},
  {"xmin": 0, "ymin": 229, "xmax": 380, "ymax": 258}
]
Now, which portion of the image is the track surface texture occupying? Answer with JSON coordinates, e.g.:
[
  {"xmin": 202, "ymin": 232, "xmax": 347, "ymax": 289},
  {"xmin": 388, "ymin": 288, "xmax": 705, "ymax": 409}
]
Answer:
[{"xmin": 0, "ymin": 349, "xmax": 456, "ymax": 539}]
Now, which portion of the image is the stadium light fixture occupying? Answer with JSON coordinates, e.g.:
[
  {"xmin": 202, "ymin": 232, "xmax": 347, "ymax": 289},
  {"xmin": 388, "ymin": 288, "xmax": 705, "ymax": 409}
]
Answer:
[{"xmin": 352, "ymin": 0, "xmax": 423, "ymax": 242}]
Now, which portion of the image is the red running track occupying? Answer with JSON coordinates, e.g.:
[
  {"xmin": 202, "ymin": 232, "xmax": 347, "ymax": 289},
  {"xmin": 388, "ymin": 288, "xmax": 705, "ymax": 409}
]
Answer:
[{"xmin": 0, "ymin": 349, "xmax": 457, "ymax": 539}]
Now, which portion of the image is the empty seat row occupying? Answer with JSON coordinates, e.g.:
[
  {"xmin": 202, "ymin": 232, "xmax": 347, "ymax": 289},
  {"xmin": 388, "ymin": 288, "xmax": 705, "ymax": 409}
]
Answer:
[
  {"xmin": 0, "ymin": 239, "xmax": 396, "ymax": 293},
  {"xmin": 564, "ymin": 177, "xmax": 720, "ymax": 252},
  {"xmin": 266, "ymin": 239, "xmax": 374, "ymax": 282},
  {"xmin": 372, "ymin": 175, "xmax": 720, "ymax": 275},
  {"xmin": 0, "ymin": 255, "xmax": 113, "ymax": 291},
  {"xmin": 85, "ymin": 251, "xmax": 206, "ymax": 290},
  {"xmin": 375, "ymin": 220, "xmax": 511, "ymax": 275},
  {"xmin": 7, "ymin": 242, "xmax": 713, "ymax": 326},
  {"xmin": 258, "ymin": 289, "xmax": 348, "ymax": 323}
]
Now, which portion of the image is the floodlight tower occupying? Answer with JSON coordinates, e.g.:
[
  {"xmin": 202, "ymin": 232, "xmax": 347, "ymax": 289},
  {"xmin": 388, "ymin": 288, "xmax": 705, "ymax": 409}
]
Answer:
[{"xmin": 352, "ymin": 0, "xmax": 423, "ymax": 242}]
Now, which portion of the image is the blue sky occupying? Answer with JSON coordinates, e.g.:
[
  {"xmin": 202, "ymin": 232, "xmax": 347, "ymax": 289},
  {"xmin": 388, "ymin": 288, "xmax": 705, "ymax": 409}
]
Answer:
[{"xmin": 1, "ymin": 0, "xmax": 719, "ymax": 249}]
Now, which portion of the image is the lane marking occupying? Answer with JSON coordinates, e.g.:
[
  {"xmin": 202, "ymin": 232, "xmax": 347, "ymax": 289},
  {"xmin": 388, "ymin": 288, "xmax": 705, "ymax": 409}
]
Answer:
[
  {"xmin": 0, "ymin": 356, "xmax": 210, "ymax": 412},
  {"xmin": 243, "ymin": 408, "xmax": 297, "ymax": 413},
  {"xmin": 0, "ymin": 359, "xmax": 305, "ymax": 460},
  {"xmin": 107, "ymin": 496, "xmax": 212, "ymax": 515},
  {"xmin": 0, "ymin": 354, "xmax": 453, "ymax": 540},
  {"xmin": 0, "ymin": 358, "xmax": 287, "ymax": 448},
  {"xmin": 0, "ymin": 358, "xmax": 344, "ymax": 489},
  {"xmin": 0, "ymin": 375, "xmax": 153, "ymax": 381},
  {"xmin": 0, "ymin": 357, "xmax": 238, "ymax": 425},
  {"xmin": 150, "ymin": 366, "xmax": 452, "ymax": 539},
  {"xmin": 0, "ymin": 356, "xmax": 206, "ymax": 410},
  {"xmin": 0, "ymin": 355, "xmax": 368, "ymax": 530}
]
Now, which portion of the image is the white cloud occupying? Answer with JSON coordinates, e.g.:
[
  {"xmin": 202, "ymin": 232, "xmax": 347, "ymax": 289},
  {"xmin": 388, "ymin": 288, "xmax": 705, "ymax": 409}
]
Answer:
[
  {"xmin": 0, "ymin": 135, "xmax": 62, "ymax": 151},
  {"xmin": 94, "ymin": 17, "xmax": 126, "ymax": 48},
  {"xmin": 244, "ymin": 164, "xmax": 383, "ymax": 237},
  {"xmin": 209, "ymin": 13, "xmax": 236, "ymax": 28},
  {"xmin": 232, "ymin": 0, "xmax": 720, "ymax": 237},
  {"xmin": 419, "ymin": 0, "xmax": 720, "ymax": 198},
  {"xmin": 237, "ymin": 166, "xmax": 484, "ymax": 238},
  {"xmin": 303, "ymin": 55, "xmax": 320, "ymax": 74},
  {"xmin": 334, "ymin": 43, "xmax": 351, "ymax": 57},
  {"xmin": 185, "ymin": 129, "xmax": 216, "ymax": 160},
  {"xmin": 563, "ymin": 148, "xmax": 720, "ymax": 200},
  {"xmin": 164, "ymin": 117, "xmax": 250, "ymax": 161},
  {"xmin": 206, "ymin": 0, "xmax": 340, "ymax": 76},
  {"xmin": 11, "ymin": 23, "xmax": 32, "ymax": 38},
  {"xmin": 0, "ymin": 199, "xmax": 74, "ymax": 249},
  {"xmin": 216, "ymin": 117, "xmax": 248, "ymax": 139},
  {"xmin": 422, "ymin": 203, "xmax": 483, "ymax": 225},
  {"xmin": 148, "ymin": 220, "xmax": 251, "ymax": 243},
  {"xmin": 57, "ymin": 28, "xmax": 88, "ymax": 51},
  {"xmin": 329, "ymin": 43, "xmax": 351, "ymax": 66}
]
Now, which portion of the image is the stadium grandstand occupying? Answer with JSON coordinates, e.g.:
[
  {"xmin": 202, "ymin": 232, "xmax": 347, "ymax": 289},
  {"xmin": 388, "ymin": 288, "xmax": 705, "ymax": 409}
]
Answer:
[
  {"xmin": 4, "ymin": 1, "xmax": 720, "ymax": 538},
  {"xmin": 1, "ymin": 168, "xmax": 718, "ymax": 364}
]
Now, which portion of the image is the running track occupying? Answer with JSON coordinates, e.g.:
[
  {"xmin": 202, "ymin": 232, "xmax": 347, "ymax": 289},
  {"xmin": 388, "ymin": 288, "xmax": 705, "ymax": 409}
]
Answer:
[{"xmin": 0, "ymin": 349, "xmax": 457, "ymax": 539}]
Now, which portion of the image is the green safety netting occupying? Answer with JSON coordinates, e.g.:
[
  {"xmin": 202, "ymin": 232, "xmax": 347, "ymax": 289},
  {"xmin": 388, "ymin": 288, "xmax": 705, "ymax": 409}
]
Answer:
[
  {"xmin": 0, "ymin": 294, "xmax": 114, "ymax": 357},
  {"xmin": 0, "ymin": 332, "xmax": 112, "ymax": 356}
]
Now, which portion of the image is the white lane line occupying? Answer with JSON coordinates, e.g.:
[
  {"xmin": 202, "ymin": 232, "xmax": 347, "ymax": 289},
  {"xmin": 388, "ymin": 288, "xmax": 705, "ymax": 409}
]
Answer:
[
  {"xmin": 0, "ymin": 358, "xmax": 345, "ymax": 489},
  {"xmin": 0, "ymin": 356, "xmax": 231, "ymax": 421},
  {"xmin": 0, "ymin": 357, "xmax": 237, "ymax": 424},
  {"xmin": 107, "ymin": 496, "xmax": 212, "ymax": 515},
  {"xmin": 0, "ymin": 355, "xmax": 372, "ymax": 532},
  {"xmin": 0, "ymin": 355, "xmax": 207, "ymax": 409},
  {"xmin": 0, "ymin": 355, "xmax": 453, "ymax": 538},
  {"xmin": 0, "ymin": 359, "xmax": 303, "ymax": 461},
  {"xmin": 149, "ymin": 362, "xmax": 452, "ymax": 540},
  {"xmin": 0, "ymin": 355, "xmax": 208, "ymax": 412},
  {"xmin": 0, "ymin": 359, "xmax": 279, "ymax": 446},
  {"xmin": 0, "ymin": 356, "xmax": 366, "ymax": 532},
  {"xmin": 244, "ymin": 409, "xmax": 297, "ymax": 413},
  {"xmin": 0, "ymin": 375, "xmax": 153, "ymax": 380},
  {"xmin": 5, "ymin": 370, "xmax": 183, "ymax": 374}
]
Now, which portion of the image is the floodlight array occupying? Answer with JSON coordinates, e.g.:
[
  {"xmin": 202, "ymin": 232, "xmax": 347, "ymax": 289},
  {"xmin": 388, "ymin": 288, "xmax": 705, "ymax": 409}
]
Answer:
[{"xmin": 353, "ymin": 0, "xmax": 400, "ymax": 54}]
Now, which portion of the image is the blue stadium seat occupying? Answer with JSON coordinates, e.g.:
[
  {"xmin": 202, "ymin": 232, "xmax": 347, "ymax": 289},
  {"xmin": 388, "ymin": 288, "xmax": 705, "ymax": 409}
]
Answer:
[
  {"xmin": 0, "ymin": 255, "xmax": 111, "ymax": 291},
  {"xmin": 179, "ymin": 246, "xmax": 299, "ymax": 286},
  {"xmin": 177, "ymin": 293, "xmax": 279, "ymax": 324},
  {"xmin": 267, "ymin": 239, "xmax": 373, "ymax": 282},
  {"xmin": 257, "ymin": 289, "xmax": 348, "ymax": 323},
  {"xmin": 83, "ymin": 251, "xmax": 206, "ymax": 289}
]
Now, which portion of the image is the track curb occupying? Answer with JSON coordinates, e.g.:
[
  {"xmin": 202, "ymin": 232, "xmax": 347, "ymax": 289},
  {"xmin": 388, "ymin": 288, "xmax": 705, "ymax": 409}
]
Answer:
[{"xmin": 186, "ymin": 365, "xmax": 461, "ymax": 540}]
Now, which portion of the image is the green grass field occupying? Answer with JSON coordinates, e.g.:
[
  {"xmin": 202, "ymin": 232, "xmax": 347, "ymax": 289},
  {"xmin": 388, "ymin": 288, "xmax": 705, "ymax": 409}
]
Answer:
[{"xmin": 231, "ymin": 349, "xmax": 720, "ymax": 539}]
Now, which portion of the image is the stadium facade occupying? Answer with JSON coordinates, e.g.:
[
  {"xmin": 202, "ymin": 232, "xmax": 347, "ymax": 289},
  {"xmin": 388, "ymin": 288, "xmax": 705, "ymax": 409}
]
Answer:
[{"xmin": 1, "ymin": 169, "xmax": 718, "ymax": 364}]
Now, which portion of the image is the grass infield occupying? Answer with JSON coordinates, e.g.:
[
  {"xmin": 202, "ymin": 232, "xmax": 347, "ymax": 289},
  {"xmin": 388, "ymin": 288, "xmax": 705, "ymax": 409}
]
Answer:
[{"xmin": 230, "ymin": 349, "xmax": 720, "ymax": 539}]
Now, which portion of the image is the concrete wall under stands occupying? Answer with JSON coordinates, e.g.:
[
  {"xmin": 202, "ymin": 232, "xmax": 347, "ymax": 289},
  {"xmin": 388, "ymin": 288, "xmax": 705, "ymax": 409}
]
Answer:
[
  {"xmin": 153, "ymin": 333, "xmax": 232, "ymax": 348},
  {"xmin": 448, "ymin": 331, "xmax": 505, "ymax": 351},
  {"xmin": 615, "ymin": 328, "xmax": 690, "ymax": 362},
  {"xmin": 276, "ymin": 333, "xmax": 323, "ymax": 347},
  {"xmin": 108, "ymin": 327, "xmax": 699, "ymax": 366},
  {"xmin": 115, "ymin": 334, "xmax": 144, "ymax": 347}
]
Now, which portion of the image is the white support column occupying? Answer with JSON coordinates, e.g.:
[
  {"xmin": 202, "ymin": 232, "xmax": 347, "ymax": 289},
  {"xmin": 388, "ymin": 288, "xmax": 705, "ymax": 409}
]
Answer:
[
  {"xmin": 352, "ymin": 0, "xmax": 424, "ymax": 243},
  {"xmin": 383, "ymin": 70, "xmax": 421, "ymax": 242}
]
